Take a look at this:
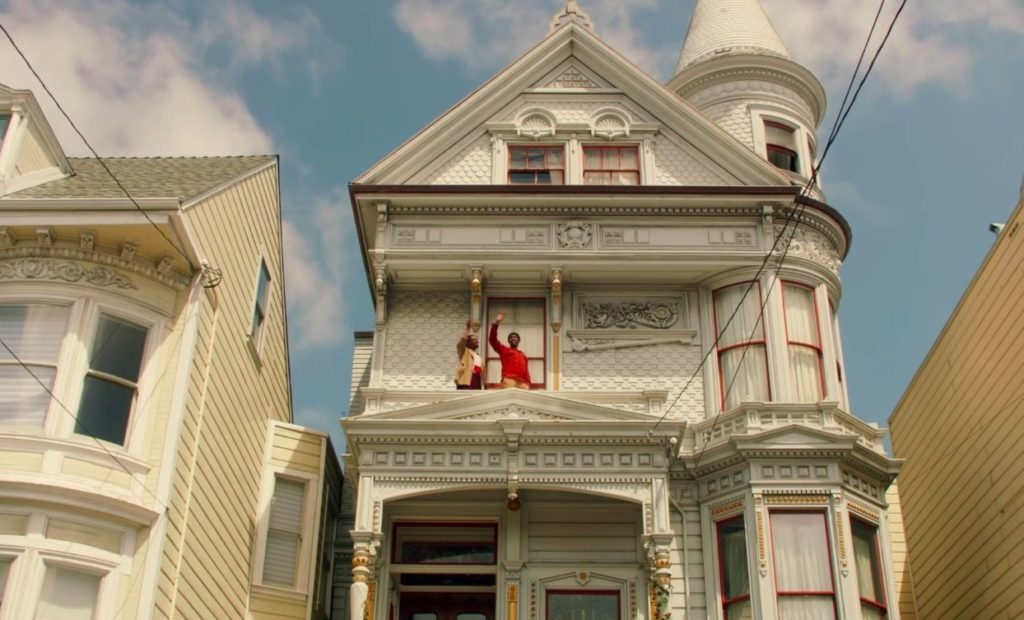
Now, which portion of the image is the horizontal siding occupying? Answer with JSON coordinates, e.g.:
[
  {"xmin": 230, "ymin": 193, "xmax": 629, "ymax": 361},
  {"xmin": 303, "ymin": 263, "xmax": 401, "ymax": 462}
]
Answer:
[
  {"xmin": 14, "ymin": 123, "xmax": 52, "ymax": 175},
  {"xmin": 885, "ymin": 483, "xmax": 917, "ymax": 619},
  {"xmin": 890, "ymin": 197, "xmax": 1024, "ymax": 618},
  {"xmin": 670, "ymin": 507, "xmax": 706, "ymax": 619},
  {"xmin": 248, "ymin": 591, "xmax": 307, "ymax": 619},
  {"xmin": 527, "ymin": 503, "xmax": 639, "ymax": 563}
]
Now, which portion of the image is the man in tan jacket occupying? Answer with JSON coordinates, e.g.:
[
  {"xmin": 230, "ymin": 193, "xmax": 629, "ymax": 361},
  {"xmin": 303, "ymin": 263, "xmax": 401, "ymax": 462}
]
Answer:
[{"xmin": 455, "ymin": 320, "xmax": 482, "ymax": 390}]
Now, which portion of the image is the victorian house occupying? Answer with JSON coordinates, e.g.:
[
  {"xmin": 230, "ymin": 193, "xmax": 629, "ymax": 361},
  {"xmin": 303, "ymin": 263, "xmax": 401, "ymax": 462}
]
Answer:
[
  {"xmin": 0, "ymin": 83, "xmax": 342, "ymax": 619},
  {"xmin": 342, "ymin": 1, "xmax": 905, "ymax": 619}
]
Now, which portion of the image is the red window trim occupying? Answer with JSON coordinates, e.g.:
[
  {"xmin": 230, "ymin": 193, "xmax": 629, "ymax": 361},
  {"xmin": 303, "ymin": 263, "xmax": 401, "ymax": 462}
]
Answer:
[
  {"xmin": 484, "ymin": 297, "xmax": 547, "ymax": 390},
  {"xmin": 582, "ymin": 144, "xmax": 640, "ymax": 185},
  {"xmin": 769, "ymin": 510, "xmax": 838, "ymax": 618},
  {"xmin": 712, "ymin": 281, "xmax": 771, "ymax": 409},
  {"xmin": 850, "ymin": 517, "xmax": 888, "ymax": 614},
  {"xmin": 390, "ymin": 520, "xmax": 499, "ymax": 565},
  {"xmin": 507, "ymin": 144, "xmax": 565, "ymax": 185},
  {"xmin": 781, "ymin": 280, "xmax": 826, "ymax": 400},
  {"xmin": 545, "ymin": 590, "xmax": 620, "ymax": 620},
  {"xmin": 716, "ymin": 516, "xmax": 752, "ymax": 615}
]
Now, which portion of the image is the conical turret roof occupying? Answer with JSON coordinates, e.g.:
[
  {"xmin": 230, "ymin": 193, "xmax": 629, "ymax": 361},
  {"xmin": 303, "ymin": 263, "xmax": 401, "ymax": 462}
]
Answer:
[{"xmin": 676, "ymin": 0, "xmax": 790, "ymax": 73}]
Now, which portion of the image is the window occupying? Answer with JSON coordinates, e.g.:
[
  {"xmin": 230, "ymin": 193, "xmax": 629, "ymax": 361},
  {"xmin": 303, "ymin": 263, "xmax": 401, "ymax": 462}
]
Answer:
[
  {"xmin": 251, "ymin": 259, "xmax": 272, "ymax": 346},
  {"xmin": 0, "ymin": 304, "xmax": 70, "ymax": 427},
  {"xmin": 508, "ymin": 146, "xmax": 564, "ymax": 184},
  {"xmin": 0, "ymin": 115, "xmax": 10, "ymax": 145},
  {"xmin": 770, "ymin": 512, "xmax": 837, "ymax": 619},
  {"xmin": 582, "ymin": 145, "xmax": 639, "ymax": 185},
  {"xmin": 546, "ymin": 591, "xmax": 619, "ymax": 620},
  {"xmin": 75, "ymin": 314, "xmax": 147, "ymax": 445},
  {"xmin": 392, "ymin": 523, "xmax": 497, "ymax": 565},
  {"xmin": 35, "ymin": 565, "xmax": 102, "ymax": 620},
  {"xmin": 765, "ymin": 121, "xmax": 800, "ymax": 173},
  {"xmin": 782, "ymin": 283, "xmax": 824, "ymax": 402},
  {"xmin": 0, "ymin": 558, "xmax": 10, "ymax": 610},
  {"xmin": 852, "ymin": 519, "xmax": 888, "ymax": 619},
  {"xmin": 717, "ymin": 518, "xmax": 752, "ymax": 619},
  {"xmin": 486, "ymin": 299, "xmax": 546, "ymax": 389},
  {"xmin": 713, "ymin": 283, "xmax": 770, "ymax": 409},
  {"xmin": 262, "ymin": 476, "xmax": 306, "ymax": 588}
]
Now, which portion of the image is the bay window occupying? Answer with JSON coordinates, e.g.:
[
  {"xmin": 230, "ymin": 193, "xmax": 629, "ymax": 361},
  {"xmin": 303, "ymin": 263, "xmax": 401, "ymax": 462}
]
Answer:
[
  {"xmin": 0, "ymin": 298, "xmax": 153, "ymax": 448},
  {"xmin": 852, "ymin": 519, "xmax": 888, "ymax": 619},
  {"xmin": 582, "ymin": 145, "xmax": 639, "ymax": 185},
  {"xmin": 717, "ymin": 517, "xmax": 752, "ymax": 619},
  {"xmin": 0, "ymin": 304, "xmax": 69, "ymax": 427},
  {"xmin": 782, "ymin": 283, "xmax": 824, "ymax": 402},
  {"xmin": 713, "ymin": 283, "xmax": 770, "ymax": 409},
  {"xmin": 508, "ymin": 145, "xmax": 564, "ymax": 185},
  {"xmin": 770, "ymin": 512, "xmax": 837, "ymax": 618}
]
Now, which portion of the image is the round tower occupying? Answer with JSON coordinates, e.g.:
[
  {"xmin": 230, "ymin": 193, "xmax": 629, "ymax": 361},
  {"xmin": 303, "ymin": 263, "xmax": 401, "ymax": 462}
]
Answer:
[{"xmin": 667, "ymin": 0, "xmax": 826, "ymax": 182}]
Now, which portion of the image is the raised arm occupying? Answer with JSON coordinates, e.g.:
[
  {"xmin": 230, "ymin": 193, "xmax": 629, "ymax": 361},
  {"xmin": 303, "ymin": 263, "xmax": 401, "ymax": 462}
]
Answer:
[
  {"xmin": 457, "ymin": 319, "xmax": 471, "ymax": 356},
  {"xmin": 489, "ymin": 313, "xmax": 507, "ymax": 354}
]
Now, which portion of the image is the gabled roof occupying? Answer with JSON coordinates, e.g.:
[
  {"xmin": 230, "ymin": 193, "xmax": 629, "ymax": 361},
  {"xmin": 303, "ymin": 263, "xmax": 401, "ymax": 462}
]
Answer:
[
  {"xmin": 355, "ymin": 21, "xmax": 791, "ymax": 187},
  {"xmin": 676, "ymin": 0, "xmax": 790, "ymax": 73},
  {"xmin": 3, "ymin": 155, "xmax": 275, "ymax": 200}
]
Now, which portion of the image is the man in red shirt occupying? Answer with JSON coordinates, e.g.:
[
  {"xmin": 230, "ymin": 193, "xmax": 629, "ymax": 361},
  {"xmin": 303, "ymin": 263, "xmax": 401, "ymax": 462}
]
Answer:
[{"xmin": 489, "ymin": 312, "xmax": 531, "ymax": 389}]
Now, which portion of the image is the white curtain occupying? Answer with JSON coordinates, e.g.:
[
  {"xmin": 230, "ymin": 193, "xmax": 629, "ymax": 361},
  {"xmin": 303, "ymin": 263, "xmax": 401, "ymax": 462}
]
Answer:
[
  {"xmin": 853, "ymin": 522, "xmax": 887, "ymax": 618},
  {"xmin": 784, "ymin": 285, "xmax": 823, "ymax": 402},
  {"xmin": 0, "ymin": 304, "xmax": 69, "ymax": 426},
  {"xmin": 715, "ymin": 285, "xmax": 769, "ymax": 408},
  {"xmin": 35, "ymin": 566, "xmax": 101, "ymax": 620},
  {"xmin": 771, "ymin": 512, "xmax": 836, "ymax": 619},
  {"xmin": 487, "ymin": 300, "xmax": 545, "ymax": 386}
]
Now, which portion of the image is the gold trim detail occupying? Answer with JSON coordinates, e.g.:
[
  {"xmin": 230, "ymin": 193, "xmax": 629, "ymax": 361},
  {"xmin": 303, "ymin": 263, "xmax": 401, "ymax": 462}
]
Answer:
[
  {"xmin": 508, "ymin": 583, "xmax": 518, "ymax": 620},
  {"xmin": 710, "ymin": 498, "xmax": 745, "ymax": 517},
  {"xmin": 552, "ymin": 335, "xmax": 561, "ymax": 391},
  {"xmin": 764, "ymin": 494, "xmax": 829, "ymax": 506},
  {"xmin": 836, "ymin": 511, "xmax": 849, "ymax": 574},
  {"xmin": 756, "ymin": 508, "xmax": 767, "ymax": 574},
  {"xmin": 365, "ymin": 581, "xmax": 377, "ymax": 620},
  {"xmin": 847, "ymin": 500, "xmax": 881, "ymax": 523}
]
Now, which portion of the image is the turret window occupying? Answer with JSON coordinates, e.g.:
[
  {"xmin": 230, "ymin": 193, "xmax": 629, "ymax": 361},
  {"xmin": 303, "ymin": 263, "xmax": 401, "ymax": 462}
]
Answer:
[
  {"xmin": 582, "ymin": 145, "xmax": 639, "ymax": 185},
  {"xmin": 508, "ymin": 145, "xmax": 564, "ymax": 185},
  {"xmin": 765, "ymin": 121, "xmax": 800, "ymax": 173}
]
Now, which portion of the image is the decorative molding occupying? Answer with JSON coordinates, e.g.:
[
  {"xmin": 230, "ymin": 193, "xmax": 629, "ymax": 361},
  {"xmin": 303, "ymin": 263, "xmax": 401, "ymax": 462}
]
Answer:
[
  {"xmin": 0, "ymin": 228, "xmax": 17, "ymax": 247},
  {"xmin": 37, "ymin": 227, "xmax": 54, "ymax": 247},
  {"xmin": 556, "ymin": 221, "xmax": 593, "ymax": 249},
  {"xmin": 545, "ymin": 66, "xmax": 598, "ymax": 89},
  {"xmin": 119, "ymin": 240, "xmax": 138, "ymax": 261},
  {"xmin": 79, "ymin": 231, "xmax": 96, "ymax": 252},
  {"xmin": 754, "ymin": 494, "xmax": 768, "ymax": 576},
  {"xmin": 836, "ymin": 503, "xmax": 849, "ymax": 576},
  {"xmin": 776, "ymin": 223, "xmax": 840, "ymax": 273},
  {"xmin": 0, "ymin": 245, "xmax": 188, "ymax": 290},
  {"xmin": 763, "ymin": 493, "xmax": 830, "ymax": 506},
  {"xmin": 710, "ymin": 497, "xmax": 745, "ymax": 518},
  {"xmin": 581, "ymin": 300, "xmax": 679, "ymax": 330},
  {"xmin": 516, "ymin": 109, "xmax": 557, "ymax": 140},
  {"xmin": 0, "ymin": 257, "xmax": 136, "ymax": 289},
  {"xmin": 847, "ymin": 499, "xmax": 881, "ymax": 523},
  {"xmin": 591, "ymin": 112, "xmax": 629, "ymax": 140}
]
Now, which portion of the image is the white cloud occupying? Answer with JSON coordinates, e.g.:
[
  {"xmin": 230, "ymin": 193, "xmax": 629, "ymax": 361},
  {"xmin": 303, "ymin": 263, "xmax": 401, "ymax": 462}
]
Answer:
[
  {"xmin": 282, "ymin": 189, "xmax": 362, "ymax": 350},
  {"xmin": 0, "ymin": 0, "xmax": 322, "ymax": 156},
  {"xmin": 393, "ymin": 0, "xmax": 1024, "ymax": 99}
]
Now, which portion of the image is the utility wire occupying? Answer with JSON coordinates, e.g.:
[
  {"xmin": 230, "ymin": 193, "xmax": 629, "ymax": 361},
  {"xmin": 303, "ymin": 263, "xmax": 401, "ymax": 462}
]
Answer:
[
  {"xmin": 689, "ymin": 0, "xmax": 909, "ymax": 469},
  {"xmin": 0, "ymin": 336, "xmax": 168, "ymax": 513},
  {"xmin": 0, "ymin": 19, "xmax": 220, "ymax": 286}
]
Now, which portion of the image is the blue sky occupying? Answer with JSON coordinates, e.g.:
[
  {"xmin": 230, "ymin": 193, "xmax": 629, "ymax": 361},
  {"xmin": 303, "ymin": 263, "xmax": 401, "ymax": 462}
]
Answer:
[{"xmin": 1, "ymin": 0, "xmax": 1022, "ymax": 453}]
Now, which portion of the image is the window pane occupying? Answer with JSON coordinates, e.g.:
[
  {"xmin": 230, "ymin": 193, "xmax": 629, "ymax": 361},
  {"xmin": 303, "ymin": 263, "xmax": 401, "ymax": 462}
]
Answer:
[
  {"xmin": 0, "ymin": 365, "xmax": 56, "ymax": 426},
  {"xmin": 535, "ymin": 171, "xmax": 554, "ymax": 184},
  {"xmin": 264, "ymin": 477, "xmax": 306, "ymax": 587},
  {"xmin": 861, "ymin": 604, "xmax": 886, "ymax": 620},
  {"xmin": 0, "ymin": 115, "xmax": 9, "ymax": 140},
  {"xmin": 776, "ymin": 597, "xmax": 835, "ymax": 619},
  {"xmin": 714, "ymin": 284, "xmax": 764, "ymax": 347},
  {"xmin": 725, "ymin": 600, "xmax": 753, "ymax": 620},
  {"xmin": 394, "ymin": 524, "xmax": 496, "ymax": 565},
  {"xmin": 547, "ymin": 592, "xmax": 618, "ymax": 620},
  {"xmin": 75, "ymin": 376, "xmax": 133, "ymax": 444},
  {"xmin": 718, "ymin": 520, "xmax": 750, "ymax": 599},
  {"xmin": 720, "ymin": 346, "xmax": 769, "ymax": 409},
  {"xmin": 90, "ymin": 315, "xmax": 146, "ymax": 381},
  {"xmin": 264, "ymin": 530, "xmax": 301, "ymax": 586},
  {"xmin": 771, "ymin": 513, "xmax": 833, "ymax": 591},
  {"xmin": 36, "ymin": 566, "xmax": 101, "ymax": 620},
  {"xmin": 784, "ymin": 285, "xmax": 819, "ymax": 345},
  {"xmin": 510, "ymin": 148, "xmax": 527, "ymax": 168},
  {"xmin": 620, "ymin": 148, "xmax": 638, "ymax": 168},
  {"xmin": 527, "ymin": 148, "xmax": 545, "ymax": 168},
  {"xmin": 765, "ymin": 123, "xmax": 796, "ymax": 148},
  {"xmin": 549, "ymin": 170, "xmax": 564, "ymax": 184},
  {"xmin": 510, "ymin": 171, "xmax": 537, "ymax": 184},
  {"xmin": 789, "ymin": 347, "xmax": 822, "ymax": 402},
  {"xmin": 853, "ymin": 521, "xmax": 885, "ymax": 604},
  {"xmin": 547, "ymin": 148, "xmax": 563, "ymax": 166},
  {"xmin": 768, "ymin": 148, "xmax": 798, "ymax": 172},
  {"xmin": 0, "ymin": 305, "xmax": 69, "ymax": 362},
  {"xmin": 585, "ymin": 149, "xmax": 602, "ymax": 169}
]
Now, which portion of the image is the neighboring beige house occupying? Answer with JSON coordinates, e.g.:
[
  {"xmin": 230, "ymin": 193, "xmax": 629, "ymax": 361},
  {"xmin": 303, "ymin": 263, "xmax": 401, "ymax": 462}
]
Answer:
[
  {"xmin": 889, "ymin": 185, "xmax": 1024, "ymax": 618},
  {"xmin": 342, "ymin": 2, "xmax": 908, "ymax": 619},
  {"xmin": 0, "ymin": 83, "xmax": 342, "ymax": 619}
]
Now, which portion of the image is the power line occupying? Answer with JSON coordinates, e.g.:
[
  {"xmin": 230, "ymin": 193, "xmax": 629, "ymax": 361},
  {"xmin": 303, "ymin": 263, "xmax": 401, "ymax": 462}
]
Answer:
[
  {"xmin": 688, "ymin": 0, "xmax": 909, "ymax": 469},
  {"xmin": 0, "ymin": 336, "xmax": 168, "ymax": 513}
]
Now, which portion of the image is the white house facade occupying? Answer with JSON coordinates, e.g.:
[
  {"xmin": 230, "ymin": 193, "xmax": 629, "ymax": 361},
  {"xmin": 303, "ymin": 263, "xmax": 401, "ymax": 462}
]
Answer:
[{"xmin": 342, "ymin": 2, "xmax": 903, "ymax": 620}]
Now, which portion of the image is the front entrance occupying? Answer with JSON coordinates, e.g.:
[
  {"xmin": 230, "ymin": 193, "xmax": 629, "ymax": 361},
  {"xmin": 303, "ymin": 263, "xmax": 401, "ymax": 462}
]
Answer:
[{"xmin": 401, "ymin": 592, "xmax": 495, "ymax": 620}]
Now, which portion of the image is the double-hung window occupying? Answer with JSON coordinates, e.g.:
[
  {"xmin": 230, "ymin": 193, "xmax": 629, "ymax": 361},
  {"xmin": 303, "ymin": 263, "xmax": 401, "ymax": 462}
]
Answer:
[
  {"xmin": 485, "ymin": 299, "xmax": 546, "ymax": 389},
  {"xmin": 782, "ymin": 283, "xmax": 824, "ymax": 402},
  {"xmin": 508, "ymin": 146, "xmax": 564, "ymax": 185},
  {"xmin": 770, "ymin": 512, "xmax": 837, "ymax": 618},
  {"xmin": 262, "ymin": 476, "xmax": 307, "ymax": 588},
  {"xmin": 0, "ymin": 304, "xmax": 69, "ymax": 427},
  {"xmin": 582, "ymin": 145, "xmax": 639, "ymax": 185},
  {"xmin": 765, "ymin": 121, "xmax": 800, "ymax": 173},
  {"xmin": 35, "ymin": 564, "xmax": 103, "ymax": 620},
  {"xmin": 75, "ymin": 314, "xmax": 147, "ymax": 445},
  {"xmin": 713, "ymin": 282, "xmax": 770, "ymax": 409},
  {"xmin": 251, "ymin": 259, "xmax": 272, "ymax": 349},
  {"xmin": 717, "ymin": 517, "xmax": 752, "ymax": 619},
  {"xmin": 852, "ymin": 519, "xmax": 888, "ymax": 619}
]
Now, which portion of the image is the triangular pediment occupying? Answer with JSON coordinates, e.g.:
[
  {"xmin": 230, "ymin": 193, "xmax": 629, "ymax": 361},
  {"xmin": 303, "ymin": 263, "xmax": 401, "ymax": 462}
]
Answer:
[
  {"xmin": 355, "ymin": 23, "xmax": 789, "ymax": 187},
  {"xmin": 359, "ymin": 389, "xmax": 660, "ymax": 423},
  {"xmin": 0, "ymin": 83, "xmax": 72, "ymax": 196},
  {"xmin": 734, "ymin": 424, "xmax": 858, "ymax": 451}
]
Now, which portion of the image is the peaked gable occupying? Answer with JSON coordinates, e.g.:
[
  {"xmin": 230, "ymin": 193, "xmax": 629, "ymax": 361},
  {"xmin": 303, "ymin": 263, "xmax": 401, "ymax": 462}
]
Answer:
[{"xmin": 356, "ymin": 23, "xmax": 791, "ymax": 187}]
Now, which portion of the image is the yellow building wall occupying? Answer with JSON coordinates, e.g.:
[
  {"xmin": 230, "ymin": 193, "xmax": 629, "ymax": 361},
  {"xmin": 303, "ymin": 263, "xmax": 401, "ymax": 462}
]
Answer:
[
  {"xmin": 153, "ymin": 161, "xmax": 293, "ymax": 619},
  {"xmin": 889, "ymin": 195, "xmax": 1024, "ymax": 619},
  {"xmin": 884, "ymin": 483, "xmax": 917, "ymax": 619}
]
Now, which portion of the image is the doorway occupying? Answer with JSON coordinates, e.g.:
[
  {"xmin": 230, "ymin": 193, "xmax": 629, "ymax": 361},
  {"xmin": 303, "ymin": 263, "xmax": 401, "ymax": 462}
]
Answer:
[{"xmin": 401, "ymin": 592, "xmax": 495, "ymax": 620}]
